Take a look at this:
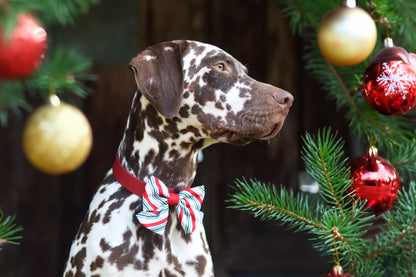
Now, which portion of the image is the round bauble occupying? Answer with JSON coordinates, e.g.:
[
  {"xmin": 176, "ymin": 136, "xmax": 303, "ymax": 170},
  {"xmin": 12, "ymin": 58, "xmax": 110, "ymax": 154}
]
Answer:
[
  {"xmin": 363, "ymin": 44, "xmax": 416, "ymax": 115},
  {"xmin": 348, "ymin": 146, "xmax": 400, "ymax": 215},
  {"xmin": 317, "ymin": 6, "xmax": 377, "ymax": 66},
  {"xmin": 0, "ymin": 13, "xmax": 47, "ymax": 79},
  {"xmin": 321, "ymin": 265, "xmax": 354, "ymax": 277},
  {"xmin": 22, "ymin": 96, "xmax": 93, "ymax": 175}
]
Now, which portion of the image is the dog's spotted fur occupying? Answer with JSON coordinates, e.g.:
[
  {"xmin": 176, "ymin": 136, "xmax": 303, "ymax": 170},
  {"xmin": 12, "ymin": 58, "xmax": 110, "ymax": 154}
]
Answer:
[{"xmin": 63, "ymin": 40, "xmax": 293, "ymax": 277}]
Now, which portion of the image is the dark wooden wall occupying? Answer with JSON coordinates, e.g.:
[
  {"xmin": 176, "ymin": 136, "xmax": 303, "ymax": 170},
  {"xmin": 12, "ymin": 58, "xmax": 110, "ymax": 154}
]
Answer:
[{"xmin": 0, "ymin": 0, "xmax": 350, "ymax": 276}]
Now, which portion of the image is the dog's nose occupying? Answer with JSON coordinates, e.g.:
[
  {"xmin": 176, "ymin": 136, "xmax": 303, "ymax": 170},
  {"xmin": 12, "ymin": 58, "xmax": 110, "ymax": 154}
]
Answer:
[{"xmin": 272, "ymin": 89, "xmax": 294, "ymax": 110}]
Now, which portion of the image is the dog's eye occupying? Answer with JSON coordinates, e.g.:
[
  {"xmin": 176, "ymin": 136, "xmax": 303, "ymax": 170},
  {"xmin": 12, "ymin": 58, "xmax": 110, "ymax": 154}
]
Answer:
[{"xmin": 213, "ymin": 63, "xmax": 225, "ymax": 71}]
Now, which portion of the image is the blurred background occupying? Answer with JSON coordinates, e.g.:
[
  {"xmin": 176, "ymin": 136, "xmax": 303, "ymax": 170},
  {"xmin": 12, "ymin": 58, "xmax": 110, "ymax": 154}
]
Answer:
[{"xmin": 0, "ymin": 0, "xmax": 352, "ymax": 276}]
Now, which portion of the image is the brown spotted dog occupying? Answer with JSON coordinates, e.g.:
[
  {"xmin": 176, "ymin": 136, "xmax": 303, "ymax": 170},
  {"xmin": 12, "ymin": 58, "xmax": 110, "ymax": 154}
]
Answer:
[{"xmin": 63, "ymin": 40, "xmax": 293, "ymax": 277}]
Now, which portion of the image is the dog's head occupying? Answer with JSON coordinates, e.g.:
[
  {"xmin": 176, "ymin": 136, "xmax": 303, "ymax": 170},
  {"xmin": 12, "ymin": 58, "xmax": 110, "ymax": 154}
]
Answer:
[{"xmin": 129, "ymin": 40, "xmax": 293, "ymax": 146}]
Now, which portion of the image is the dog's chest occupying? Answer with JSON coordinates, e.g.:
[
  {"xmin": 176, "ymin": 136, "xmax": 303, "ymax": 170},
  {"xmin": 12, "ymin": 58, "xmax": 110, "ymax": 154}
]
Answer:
[{"xmin": 66, "ymin": 175, "xmax": 213, "ymax": 276}]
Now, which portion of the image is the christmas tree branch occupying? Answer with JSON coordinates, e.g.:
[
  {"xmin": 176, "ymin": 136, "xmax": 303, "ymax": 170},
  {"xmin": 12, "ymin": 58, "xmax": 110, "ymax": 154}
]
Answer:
[
  {"xmin": 245, "ymin": 199, "xmax": 323, "ymax": 230},
  {"xmin": 360, "ymin": 181, "xmax": 416, "ymax": 269},
  {"xmin": 229, "ymin": 178, "xmax": 323, "ymax": 233},
  {"xmin": 229, "ymin": 176, "xmax": 374, "ymax": 266},
  {"xmin": 301, "ymin": 128, "xmax": 353, "ymax": 213},
  {"xmin": 318, "ymin": 147, "xmax": 344, "ymax": 214},
  {"xmin": 325, "ymin": 60, "xmax": 362, "ymax": 117},
  {"xmin": 28, "ymin": 48, "xmax": 96, "ymax": 98},
  {"xmin": 362, "ymin": 222, "xmax": 416, "ymax": 262},
  {"xmin": 387, "ymin": 135, "xmax": 416, "ymax": 183},
  {"xmin": 313, "ymin": 202, "xmax": 373, "ymax": 266},
  {"xmin": 0, "ymin": 48, "xmax": 96, "ymax": 125},
  {"xmin": 0, "ymin": 211, "xmax": 23, "ymax": 250},
  {"xmin": 1, "ymin": 0, "xmax": 101, "ymax": 26}
]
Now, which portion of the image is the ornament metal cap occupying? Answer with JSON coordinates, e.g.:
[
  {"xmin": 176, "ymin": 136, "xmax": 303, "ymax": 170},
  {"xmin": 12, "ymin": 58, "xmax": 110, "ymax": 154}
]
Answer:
[
  {"xmin": 332, "ymin": 265, "xmax": 344, "ymax": 276},
  {"xmin": 384, "ymin": 37, "xmax": 394, "ymax": 48},
  {"xmin": 48, "ymin": 94, "xmax": 61, "ymax": 107},
  {"xmin": 368, "ymin": 145, "xmax": 378, "ymax": 157},
  {"xmin": 343, "ymin": 0, "xmax": 356, "ymax": 8}
]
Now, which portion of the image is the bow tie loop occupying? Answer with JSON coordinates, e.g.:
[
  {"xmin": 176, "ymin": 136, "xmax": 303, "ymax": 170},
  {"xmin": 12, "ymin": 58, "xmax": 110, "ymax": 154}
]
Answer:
[{"xmin": 136, "ymin": 176, "xmax": 205, "ymax": 235}]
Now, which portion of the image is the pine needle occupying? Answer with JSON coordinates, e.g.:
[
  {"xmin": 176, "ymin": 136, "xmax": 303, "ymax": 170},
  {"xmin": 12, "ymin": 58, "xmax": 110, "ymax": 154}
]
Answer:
[
  {"xmin": 301, "ymin": 128, "xmax": 353, "ymax": 213},
  {"xmin": 0, "ymin": 211, "xmax": 23, "ymax": 250},
  {"xmin": 229, "ymin": 178, "xmax": 322, "ymax": 233}
]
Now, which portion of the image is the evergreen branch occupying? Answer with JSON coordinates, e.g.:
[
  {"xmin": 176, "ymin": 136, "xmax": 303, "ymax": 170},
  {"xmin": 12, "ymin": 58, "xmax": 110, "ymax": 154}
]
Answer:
[
  {"xmin": 229, "ymin": 178, "xmax": 374, "ymax": 267},
  {"xmin": 0, "ymin": 211, "xmax": 23, "ymax": 250},
  {"xmin": 301, "ymin": 128, "xmax": 353, "ymax": 213},
  {"xmin": 387, "ymin": 134, "xmax": 416, "ymax": 184},
  {"xmin": 245, "ymin": 199, "xmax": 322, "ymax": 230},
  {"xmin": 312, "ymin": 203, "xmax": 373, "ymax": 267},
  {"xmin": 318, "ymin": 149, "xmax": 344, "ymax": 214},
  {"xmin": 1, "ymin": 0, "xmax": 100, "ymax": 26},
  {"xmin": 0, "ymin": 48, "xmax": 96, "ymax": 124},
  {"xmin": 362, "ymin": 181, "xmax": 416, "ymax": 265},
  {"xmin": 29, "ymin": 48, "xmax": 96, "ymax": 98},
  {"xmin": 280, "ymin": 0, "xmax": 321, "ymax": 35},
  {"xmin": 346, "ymin": 95, "xmax": 415, "ymax": 149},
  {"xmin": 325, "ymin": 60, "xmax": 362, "ymax": 116},
  {"xmin": 395, "ymin": 0, "xmax": 416, "ymax": 47},
  {"xmin": 363, "ymin": 223, "xmax": 416, "ymax": 262},
  {"xmin": 353, "ymin": 261, "xmax": 385, "ymax": 277},
  {"xmin": 228, "ymin": 178, "xmax": 322, "ymax": 233},
  {"xmin": 0, "ymin": 81, "xmax": 30, "ymax": 125}
]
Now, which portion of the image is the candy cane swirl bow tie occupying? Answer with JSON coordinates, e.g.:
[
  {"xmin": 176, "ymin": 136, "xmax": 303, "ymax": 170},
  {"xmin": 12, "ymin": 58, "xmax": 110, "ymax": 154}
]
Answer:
[{"xmin": 136, "ymin": 176, "xmax": 205, "ymax": 235}]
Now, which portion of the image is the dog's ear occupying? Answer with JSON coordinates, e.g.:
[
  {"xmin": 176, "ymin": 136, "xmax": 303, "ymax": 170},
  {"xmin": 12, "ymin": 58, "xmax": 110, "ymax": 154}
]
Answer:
[{"xmin": 129, "ymin": 40, "xmax": 188, "ymax": 119}]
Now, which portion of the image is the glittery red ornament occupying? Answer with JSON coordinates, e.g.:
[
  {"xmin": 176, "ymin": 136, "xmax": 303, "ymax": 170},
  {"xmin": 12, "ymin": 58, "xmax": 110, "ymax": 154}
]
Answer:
[
  {"xmin": 348, "ymin": 146, "xmax": 401, "ymax": 215},
  {"xmin": 0, "ymin": 13, "xmax": 47, "ymax": 79},
  {"xmin": 321, "ymin": 265, "xmax": 354, "ymax": 277},
  {"xmin": 362, "ymin": 39, "xmax": 416, "ymax": 115}
]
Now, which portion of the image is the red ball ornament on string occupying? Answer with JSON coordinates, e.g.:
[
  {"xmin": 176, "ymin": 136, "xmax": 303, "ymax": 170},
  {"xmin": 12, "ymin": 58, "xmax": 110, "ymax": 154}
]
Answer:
[
  {"xmin": 348, "ymin": 146, "xmax": 401, "ymax": 216},
  {"xmin": 362, "ymin": 38, "xmax": 416, "ymax": 115},
  {"xmin": 0, "ymin": 13, "xmax": 47, "ymax": 79},
  {"xmin": 321, "ymin": 265, "xmax": 354, "ymax": 277}
]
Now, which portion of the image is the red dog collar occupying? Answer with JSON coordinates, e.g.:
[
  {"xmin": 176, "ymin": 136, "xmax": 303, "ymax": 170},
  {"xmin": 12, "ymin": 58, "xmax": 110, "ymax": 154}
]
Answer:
[{"xmin": 112, "ymin": 156, "xmax": 190, "ymax": 197}]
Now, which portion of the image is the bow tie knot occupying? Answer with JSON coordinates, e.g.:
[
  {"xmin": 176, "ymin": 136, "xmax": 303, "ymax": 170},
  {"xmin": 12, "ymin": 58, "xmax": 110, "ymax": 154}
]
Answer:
[
  {"xmin": 167, "ymin": 189, "xmax": 180, "ymax": 206},
  {"xmin": 136, "ymin": 176, "xmax": 205, "ymax": 235}
]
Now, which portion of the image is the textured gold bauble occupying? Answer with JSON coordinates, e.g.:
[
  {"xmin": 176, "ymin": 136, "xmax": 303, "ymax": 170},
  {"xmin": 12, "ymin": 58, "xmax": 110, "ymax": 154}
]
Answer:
[
  {"xmin": 317, "ymin": 6, "xmax": 377, "ymax": 66},
  {"xmin": 22, "ymin": 97, "xmax": 93, "ymax": 175}
]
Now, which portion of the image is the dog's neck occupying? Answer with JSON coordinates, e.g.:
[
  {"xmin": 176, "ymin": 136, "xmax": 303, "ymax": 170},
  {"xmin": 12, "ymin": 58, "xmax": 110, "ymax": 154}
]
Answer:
[{"xmin": 116, "ymin": 92, "xmax": 206, "ymax": 188}]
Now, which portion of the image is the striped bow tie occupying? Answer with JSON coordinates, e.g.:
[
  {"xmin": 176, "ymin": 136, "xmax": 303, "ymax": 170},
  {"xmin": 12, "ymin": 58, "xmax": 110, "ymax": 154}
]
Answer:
[{"xmin": 136, "ymin": 176, "xmax": 205, "ymax": 235}]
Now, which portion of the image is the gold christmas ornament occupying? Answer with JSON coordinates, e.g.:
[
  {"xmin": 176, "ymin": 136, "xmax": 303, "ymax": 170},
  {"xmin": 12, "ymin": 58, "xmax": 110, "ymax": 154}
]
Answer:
[
  {"xmin": 317, "ymin": 1, "xmax": 377, "ymax": 66},
  {"xmin": 22, "ymin": 95, "xmax": 93, "ymax": 175}
]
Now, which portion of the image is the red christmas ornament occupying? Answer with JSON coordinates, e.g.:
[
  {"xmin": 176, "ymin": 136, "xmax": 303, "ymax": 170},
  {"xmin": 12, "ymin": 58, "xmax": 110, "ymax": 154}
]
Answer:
[
  {"xmin": 348, "ymin": 146, "xmax": 401, "ymax": 215},
  {"xmin": 362, "ymin": 38, "xmax": 416, "ymax": 115},
  {"xmin": 0, "ymin": 13, "xmax": 47, "ymax": 79},
  {"xmin": 321, "ymin": 265, "xmax": 354, "ymax": 277}
]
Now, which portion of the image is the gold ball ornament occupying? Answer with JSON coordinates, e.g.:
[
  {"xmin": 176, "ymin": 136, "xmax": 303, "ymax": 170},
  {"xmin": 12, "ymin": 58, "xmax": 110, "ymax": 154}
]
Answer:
[
  {"xmin": 317, "ymin": 5, "xmax": 377, "ymax": 66},
  {"xmin": 22, "ymin": 96, "xmax": 93, "ymax": 175}
]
